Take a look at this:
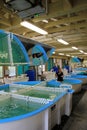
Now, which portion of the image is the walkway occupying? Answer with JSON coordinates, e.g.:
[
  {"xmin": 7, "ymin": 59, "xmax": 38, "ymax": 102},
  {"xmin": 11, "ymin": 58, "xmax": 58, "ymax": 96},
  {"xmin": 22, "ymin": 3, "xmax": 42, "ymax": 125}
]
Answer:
[{"xmin": 52, "ymin": 84, "xmax": 87, "ymax": 130}]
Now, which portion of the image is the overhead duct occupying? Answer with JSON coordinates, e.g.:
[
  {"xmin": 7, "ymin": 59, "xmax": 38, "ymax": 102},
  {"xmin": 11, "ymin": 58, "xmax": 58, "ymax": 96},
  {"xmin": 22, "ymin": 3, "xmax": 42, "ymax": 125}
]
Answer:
[{"xmin": 4, "ymin": 0, "xmax": 46, "ymax": 19}]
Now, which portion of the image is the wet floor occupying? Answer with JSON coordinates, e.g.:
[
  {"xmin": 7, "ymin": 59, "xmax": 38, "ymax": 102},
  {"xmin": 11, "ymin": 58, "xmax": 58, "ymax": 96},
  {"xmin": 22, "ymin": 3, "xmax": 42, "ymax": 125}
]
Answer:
[{"xmin": 52, "ymin": 84, "xmax": 87, "ymax": 130}]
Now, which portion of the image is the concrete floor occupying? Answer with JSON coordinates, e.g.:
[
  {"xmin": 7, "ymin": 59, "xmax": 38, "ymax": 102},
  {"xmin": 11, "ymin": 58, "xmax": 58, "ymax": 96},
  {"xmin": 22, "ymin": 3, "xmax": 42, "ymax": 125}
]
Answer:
[{"xmin": 52, "ymin": 84, "xmax": 87, "ymax": 130}]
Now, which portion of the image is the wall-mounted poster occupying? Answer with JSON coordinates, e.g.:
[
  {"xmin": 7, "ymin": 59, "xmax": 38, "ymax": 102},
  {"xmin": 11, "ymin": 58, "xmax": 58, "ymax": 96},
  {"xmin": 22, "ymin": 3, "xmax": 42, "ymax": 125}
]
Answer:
[
  {"xmin": 0, "ymin": 66, "xmax": 3, "ymax": 77},
  {"xmin": 8, "ymin": 66, "xmax": 16, "ymax": 77}
]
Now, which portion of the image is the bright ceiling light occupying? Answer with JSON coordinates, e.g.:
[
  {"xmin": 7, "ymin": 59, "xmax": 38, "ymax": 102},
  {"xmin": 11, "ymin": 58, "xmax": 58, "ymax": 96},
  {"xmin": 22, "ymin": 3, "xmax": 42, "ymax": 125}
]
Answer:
[
  {"xmin": 59, "ymin": 53, "xmax": 64, "ymax": 55},
  {"xmin": 42, "ymin": 20, "xmax": 48, "ymax": 23},
  {"xmin": 71, "ymin": 56, "xmax": 74, "ymax": 57},
  {"xmin": 20, "ymin": 21, "xmax": 48, "ymax": 35},
  {"xmin": 51, "ymin": 18, "xmax": 58, "ymax": 21},
  {"xmin": 52, "ymin": 52, "xmax": 55, "ymax": 54},
  {"xmin": 84, "ymin": 52, "xmax": 87, "ymax": 55},
  {"xmin": 72, "ymin": 46, "xmax": 78, "ymax": 50},
  {"xmin": 57, "ymin": 39, "xmax": 69, "ymax": 45},
  {"xmin": 79, "ymin": 50, "xmax": 84, "ymax": 53},
  {"xmin": 66, "ymin": 54, "xmax": 70, "ymax": 57}
]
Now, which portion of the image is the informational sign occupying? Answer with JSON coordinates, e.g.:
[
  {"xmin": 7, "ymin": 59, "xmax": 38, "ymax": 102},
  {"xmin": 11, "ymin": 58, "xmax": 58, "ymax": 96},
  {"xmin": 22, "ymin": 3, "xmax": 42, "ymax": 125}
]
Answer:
[
  {"xmin": 0, "ymin": 66, "xmax": 3, "ymax": 77},
  {"xmin": 8, "ymin": 66, "xmax": 16, "ymax": 76}
]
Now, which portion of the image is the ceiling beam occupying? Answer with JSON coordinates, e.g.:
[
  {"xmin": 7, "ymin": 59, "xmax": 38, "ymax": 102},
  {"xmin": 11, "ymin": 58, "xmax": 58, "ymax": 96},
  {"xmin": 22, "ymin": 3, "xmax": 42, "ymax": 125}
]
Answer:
[
  {"xmin": 45, "ymin": 14, "xmax": 87, "ymax": 28},
  {"xmin": 0, "ymin": 14, "xmax": 11, "ymax": 26},
  {"xmin": 25, "ymin": 22, "xmax": 87, "ymax": 37},
  {"xmin": 31, "ymin": 29, "xmax": 87, "ymax": 40},
  {"xmin": 0, "ymin": 0, "xmax": 19, "ymax": 19},
  {"xmin": 47, "ymin": 22, "xmax": 87, "ymax": 34},
  {"xmin": 65, "ymin": 0, "xmax": 72, "ymax": 8},
  {"xmin": 0, "ymin": 0, "xmax": 21, "ymax": 26},
  {"xmin": 51, "ymin": 55, "xmax": 68, "ymax": 60},
  {"xmin": 32, "ymin": 0, "xmax": 87, "ymax": 22}
]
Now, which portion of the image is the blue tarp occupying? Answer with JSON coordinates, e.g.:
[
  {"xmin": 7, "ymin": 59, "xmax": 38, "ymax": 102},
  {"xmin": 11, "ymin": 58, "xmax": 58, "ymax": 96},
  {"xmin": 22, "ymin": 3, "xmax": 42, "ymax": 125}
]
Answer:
[
  {"xmin": 70, "ymin": 74, "xmax": 87, "ymax": 79},
  {"xmin": 14, "ymin": 81, "xmax": 41, "ymax": 85},
  {"xmin": 46, "ymin": 79, "xmax": 61, "ymax": 87},
  {"xmin": 46, "ymin": 77, "xmax": 82, "ymax": 87},
  {"xmin": 70, "ymin": 57, "xmax": 81, "ymax": 63},
  {"xmin": 63, "ymin": 78, "xmax": 82, "ymax": 84}
]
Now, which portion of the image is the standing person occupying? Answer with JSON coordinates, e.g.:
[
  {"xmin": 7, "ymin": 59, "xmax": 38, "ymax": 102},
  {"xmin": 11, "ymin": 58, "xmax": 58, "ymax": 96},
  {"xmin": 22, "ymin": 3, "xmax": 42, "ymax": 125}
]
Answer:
[
  {"xmin": 56, "ymin": 68, "xmax": 64, "ymax": 82},
  {"xmin": 64, "ymin": 62, "xmax": 70, "ymax": 73},
  {"xmin": 52, "ymin": 63, "xmax": 60, "ymax": 73},
  {"xmin": 41, "ymin": 71, "xmax": 46, "ymax": 81}
]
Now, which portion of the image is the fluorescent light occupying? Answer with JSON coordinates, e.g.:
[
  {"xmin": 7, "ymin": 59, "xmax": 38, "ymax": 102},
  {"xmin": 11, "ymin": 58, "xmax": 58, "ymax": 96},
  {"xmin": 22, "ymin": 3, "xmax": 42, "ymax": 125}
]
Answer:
[
  {"xmin": 55, "ymin": 25, "xmax": 61, "ymax": 28},
  {"xmin": 52, "ymin": 52, "xmax": 55, "ymax": 54},
  {"xmin": 66, "ymin": 54, "xmax": 70, "ymax": 57},
  {"xmin": 79, "ymin": 50, "xmax": 84, "ymax": 53},
  {"xmin": 51, "ymin": 18, "xmax": 58, "ymax": 21},
  {"xmin": 57, "ymin": 39, "xmax": 69, "ymax": 45},
  {"xmin": 20, "ymin": 21, "xmax": 48, "ymax": 35},
  {"xmin": 84, "ymin": 52, "xmax": 87, "ymax": 55},
  {"xmin": 59, "ymin": 53, "xmax": 64, "ymax": 55},
  {"xmin": 42, "ymin": 20, "xmax": 48, "ymax": 23},
  {"xmin": 72, "ymin": 46, "xmax": 78, "ymax": 50}
]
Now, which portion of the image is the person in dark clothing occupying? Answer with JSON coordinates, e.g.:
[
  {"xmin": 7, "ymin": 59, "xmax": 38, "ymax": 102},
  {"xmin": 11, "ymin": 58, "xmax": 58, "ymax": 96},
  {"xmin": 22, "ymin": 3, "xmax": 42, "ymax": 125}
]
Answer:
[
  {"xmin": 56, "ymin": 68, "xmax": 63, "ymax": 82},
  {"xmin": 52, "ymin": 63, "xmax": 60, "ymax": 73}
]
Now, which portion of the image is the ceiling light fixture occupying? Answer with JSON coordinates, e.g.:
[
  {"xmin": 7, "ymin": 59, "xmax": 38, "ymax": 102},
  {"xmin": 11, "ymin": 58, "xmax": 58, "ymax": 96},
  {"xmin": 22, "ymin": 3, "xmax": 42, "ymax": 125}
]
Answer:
[
  {"xmin": 66, "ymin": 54, "xmax": 70, "ymax": 57},
  {"xmin": 57, "ymin": 39, "xmax": 69, "ymax": 45},
  {"xmin": 59, "ymin": 53, "xmax": 64, "ymax": 55},
  {"xmin": 79, "ymin": 50, "xmax": 84, "ymax": 53},
  {"xmin": 84, "ymin": 52, "xmax": 87, "ymax": 55},
  {"xmin": 72, "ymin": 46, "xmax": 78, "ymax": 50},
  {"xmin": 42, "ymin": 20, "xmax": 48, "ymax": 23},
  {"xmin": 20, "ymin": 21, "xmax": 48, "ymax": 35},
  {"xmin": 51, "ymin": 18, "xmax": 58, "ymax": 21},
  {"xmin": 52, "ymin": 52, "xmax": 55, "ymax": 54}
]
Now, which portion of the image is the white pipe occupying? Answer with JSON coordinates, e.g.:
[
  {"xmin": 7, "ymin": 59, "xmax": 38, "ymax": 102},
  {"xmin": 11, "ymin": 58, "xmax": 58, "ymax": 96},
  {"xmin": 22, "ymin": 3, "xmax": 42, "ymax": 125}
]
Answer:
[
  {"xmin": 44, "ymin": 109, "xmax": 49, "ymax": 130},
  {"xmin": 7, "ymin": 33, "xmax": 13, "ymax": 66}
]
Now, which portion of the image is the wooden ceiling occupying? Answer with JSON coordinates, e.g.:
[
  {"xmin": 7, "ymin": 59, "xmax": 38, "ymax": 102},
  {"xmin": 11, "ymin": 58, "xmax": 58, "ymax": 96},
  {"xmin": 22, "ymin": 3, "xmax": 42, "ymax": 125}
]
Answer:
[{"xmin": 0, "ymin": 0, "xmax": 87, "ymax": 59}]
